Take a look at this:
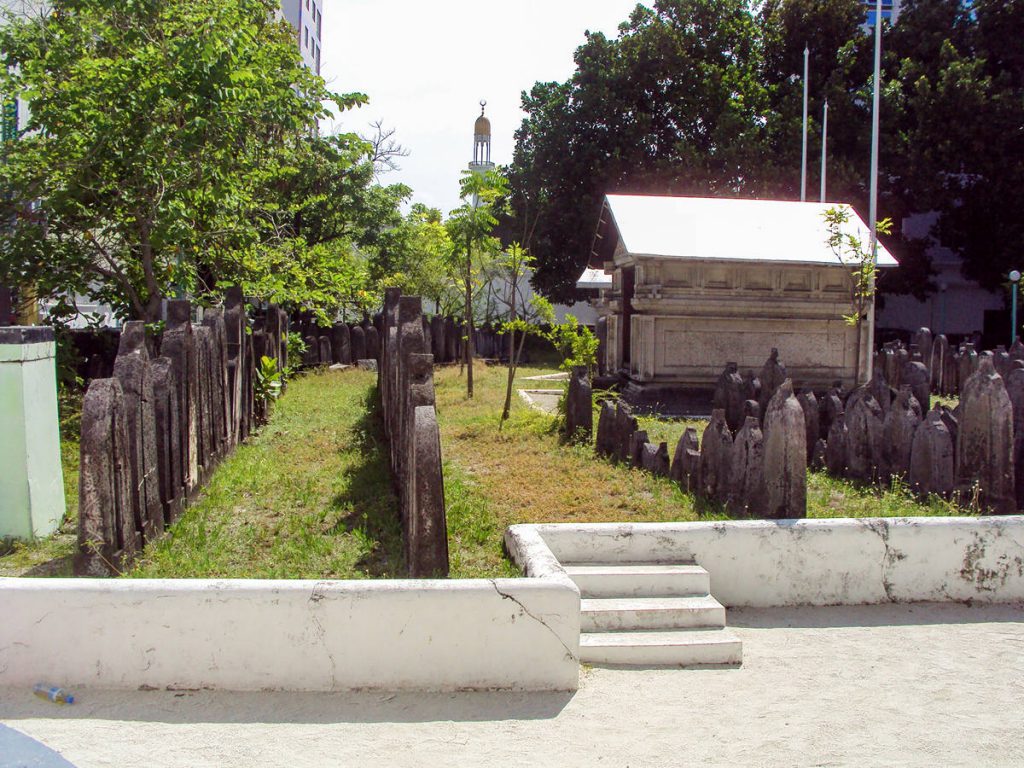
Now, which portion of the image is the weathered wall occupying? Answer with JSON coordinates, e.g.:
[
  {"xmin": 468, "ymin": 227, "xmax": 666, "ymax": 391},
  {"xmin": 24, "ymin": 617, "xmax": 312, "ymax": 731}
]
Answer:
[
  {"xmin": 511, "ymin": 518, "xmax": 1024, "ymax": 607},
  {"xmin": 0, "ymin": 577, "xmax": 581, "ymax": 691}
]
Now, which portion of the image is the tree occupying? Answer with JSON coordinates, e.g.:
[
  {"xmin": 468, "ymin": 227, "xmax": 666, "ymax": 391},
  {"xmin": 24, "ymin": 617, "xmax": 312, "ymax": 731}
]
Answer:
[
  {"xmin": 508, "ymin": 0, "xmax": 770, "ymax": 302},
  {"xmin": 0, "ymin": 0, "xmax": 364, "ymax": 322},
  {"xmin": 446, "ymin": 168, "xmax": 508, "ymax": 398}
]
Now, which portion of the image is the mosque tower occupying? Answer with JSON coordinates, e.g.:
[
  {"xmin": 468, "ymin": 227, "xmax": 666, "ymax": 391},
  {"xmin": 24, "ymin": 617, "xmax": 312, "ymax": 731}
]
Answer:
[{"xmin": 469, "ymin": 100, "xmax": 494, "ymax": 175}]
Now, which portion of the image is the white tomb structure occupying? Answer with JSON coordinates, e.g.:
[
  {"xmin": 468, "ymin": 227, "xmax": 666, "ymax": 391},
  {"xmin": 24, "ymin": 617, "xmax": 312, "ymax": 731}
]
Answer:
[{"xmin": 582, "ymin": 194, "xmax": 898, "ymax": 392}]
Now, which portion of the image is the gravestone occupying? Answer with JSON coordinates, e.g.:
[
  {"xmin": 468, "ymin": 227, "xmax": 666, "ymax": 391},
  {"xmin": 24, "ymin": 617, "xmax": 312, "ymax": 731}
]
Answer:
[
  {"xmin": 881, "ymin": 387, "xmax": 921, "ymax": 481},
  {"xmin": 351, "ymin": 324, "xmax": 367, "ymax": 363},
  {"xmin": 565, "ymin": 366, "xmax": 594, "ymax": 441},
  {"xmin": 825, "ymin": 413, "xmax": 849, "ymax": 477},
  {"xmin": 629, "ymin": 430, "xmax": 650, "ymax": 469},
  {"xmin": 332, "ymin": 322, "xmax": 352, "ymax": 365},
  {"xmin": 1006, "ymin": 366, "xmax": 1024, "ymax": 508},
  {"xmin": 150, "ymin": 356, "xmax": 183, "ymax": 525},
  {"xmin": 797, "ymin": 390, "xmax": 819, "ymax": 461},
  {"xmin": 908, "ymin": 407, "xmax": 954, "ymax": 498},
  {"xmin": 699, "ymin": 410, "xmax": 731, "ymax": 502},
  {"xmin": 163, "ymin": 300, "xmax": 199, "ymax": 491},
  {"xmin": 641, "ymin": 442, "xmax": 671, "ymax": 477},
  {"xmin": 112, "ymin": 322, "xmax": 162, "ymax": 543},
  {"xmin": 931, "ymin": 335, "xmax": 949, "ymax": 395},
  {"xmin": 846, "ymin": 392, "xmax": 884, "ymax": 483},
  {"xmin": 366, "ymin": 325, "xmax": 381, "ymax": 362},
  {"xmin": 758, "ymin": 348, "xmax": 786, "ymax": 415},
  {"xmin": 670, "ymin": 427, "xmax": 700, "ymax": 492},
  {"xmin": 728, "ymin": 415, "xmax": 765, "ymax": 517},
  {"xmin": 763, "ymin": 380, "xmax": 806, "ymax": 518},
  {"xmin": 75, "ymin": 378, "xmax": 139, "ymax": 575},
  {"xmin": 713, "ymin": 362, "xmax": 745, "ymax": 432},
  {"xmin": 957, "ymin": 357, "xmax": 1016, "ymax": 514},
  {"xmin": 596, "ymin": 401, "xmax": 616, "ymax": 458},
  {"xmin": 900, "ymin": 356, "xmax": 931, "ymax": 415}
]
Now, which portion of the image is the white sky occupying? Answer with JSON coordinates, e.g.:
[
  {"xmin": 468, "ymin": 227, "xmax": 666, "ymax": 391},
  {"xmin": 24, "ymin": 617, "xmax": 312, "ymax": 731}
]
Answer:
[{"xmin": 320, "ymin": 0, "xmax": 640, "ymax": 215}]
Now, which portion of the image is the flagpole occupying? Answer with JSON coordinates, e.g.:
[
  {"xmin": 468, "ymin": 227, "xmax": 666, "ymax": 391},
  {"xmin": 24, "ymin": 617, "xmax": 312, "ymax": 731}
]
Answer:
[
  {"xmin": 801, "ymin": 45, "xmax": 809, "ymax": 202},
  {"xmin": 820, "ymin": 100, "xmax": 828, "ymax": 202},
  {"xmin": 865, "ymin": 0, "xmax": 883, "ymax": 383}
]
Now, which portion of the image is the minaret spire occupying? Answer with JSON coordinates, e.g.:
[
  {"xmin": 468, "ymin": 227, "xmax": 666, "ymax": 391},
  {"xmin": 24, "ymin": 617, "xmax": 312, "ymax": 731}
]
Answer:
[{"xmin": 470, "ymin": 99, "xmax": 494, "ymax": 173}]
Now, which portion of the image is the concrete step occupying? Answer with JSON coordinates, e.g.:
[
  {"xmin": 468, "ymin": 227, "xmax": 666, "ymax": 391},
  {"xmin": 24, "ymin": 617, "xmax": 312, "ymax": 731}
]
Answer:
[
  {"xmin": 562, "ymin": 563, "xmax": 710, "ymax": 599},
  {"xmin": 580, "ymin": 628, "xmax": 743, "ymax": 666},
  {"xmin": 580, "ymin": 595, "xmax": 726, "ymax": 632}
]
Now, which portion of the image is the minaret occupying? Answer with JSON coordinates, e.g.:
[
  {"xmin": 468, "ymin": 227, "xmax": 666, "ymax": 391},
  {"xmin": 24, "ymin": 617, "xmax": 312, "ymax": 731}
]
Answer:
[{"xmin": 469, "ymin": 100, "xmax": 494, "ymax": 174}]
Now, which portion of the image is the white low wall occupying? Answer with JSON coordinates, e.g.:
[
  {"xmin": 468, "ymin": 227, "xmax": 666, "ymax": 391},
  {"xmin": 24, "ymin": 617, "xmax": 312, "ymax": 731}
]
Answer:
[
  {"xmin": 508, "ymin": 517, "xmax": 1024, "ymax": 608},
  {"xmin": 0, "ymin": 577, "xmax": 580, "ymax": 692}
]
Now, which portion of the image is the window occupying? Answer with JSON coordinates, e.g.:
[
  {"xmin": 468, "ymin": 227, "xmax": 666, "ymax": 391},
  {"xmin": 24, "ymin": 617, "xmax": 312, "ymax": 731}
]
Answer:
[{"xmin": 304, "ymin": 26, "xmax": 308, "ymax": 48}]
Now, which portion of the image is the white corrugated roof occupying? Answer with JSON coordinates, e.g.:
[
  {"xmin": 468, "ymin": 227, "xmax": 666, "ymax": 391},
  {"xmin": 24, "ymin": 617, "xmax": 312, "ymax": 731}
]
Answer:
[
  {"xmin": 604, "ymin": 194, "xmax": 898, "ymax": 267},
  {"xmin": 577, "ymin": 267, "xmax": 613, "ymax": 289}
]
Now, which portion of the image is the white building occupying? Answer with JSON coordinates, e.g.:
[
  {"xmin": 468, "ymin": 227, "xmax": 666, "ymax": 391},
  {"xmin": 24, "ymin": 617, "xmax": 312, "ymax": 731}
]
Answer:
[{"xmin": 279, "ymin": 0, "xmax": 323, "ymax": 75}]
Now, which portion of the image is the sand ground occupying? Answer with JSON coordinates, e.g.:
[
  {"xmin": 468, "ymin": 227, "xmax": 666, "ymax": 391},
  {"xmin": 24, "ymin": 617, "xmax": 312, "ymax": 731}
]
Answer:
[{"xmin": 2, "ymin": 602, "xmax": 1022, "ymax": 767}]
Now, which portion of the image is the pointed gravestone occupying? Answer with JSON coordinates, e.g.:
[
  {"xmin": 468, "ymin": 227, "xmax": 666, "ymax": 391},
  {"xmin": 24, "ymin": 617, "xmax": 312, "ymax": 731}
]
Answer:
[
  {"xmin": 958, "ymin": 343, "xmax": 979, "ymax": 395},
  {"xmin": 351, "ymin": 324, "xmax": 367, "ymax": 362},
  {"xmin": 763, "ymin": 379, "xmax": 806, "ymax": 518},
  {"xmin": 75, "ymin": 378, "xmax": 139, "ymax": 576},
  {"xmin": 914, "ymin": 328, "xmax": 934, "ymax": 382},
  {"xmin": 931, "ymin": 334, "xmax": 949, "ymax": 395},
  {"xmin": 728, "ymin": 416, "xmax": 765, "ymax": 517},
  {"xmin": 797, "ymin": 390, "xmax": 819, "ymax": 462},
  {"xmin": 565, "ymin": 366, "xmax": 594, "ymax": 442},
  {"xmin": 629, "ymin": 430, "xmax": 649, "ymax": 469},
  {"xmin": 614, "ymin": 402, "xmax": 639, "ymax": 463},
  {"xmin": 825, "ymin": 413, "xmax": 849, "ymax": 477},
  {"xmin": 366, "ymin": 325, "xmax": 381, "ymax": 362},
  {"xmin": 957, "ymin": 357, "xmax": 1016, "ymax": 514},
  {"xmin": 1006, "ymin": 366, "xmax": 1024, "ymax": 509},
  {"xmin": 868, "ymin": 369, "xmax": 894, "ymax": 416},
  {"xmin": 670, "ymin": 427, "xmax": 700, "ymax": 493},
  {"xmin": 641, "ymin": 442, "xmax": 671, "ymax": 477},
  {"xmin": 881, "ymin": 386, "xmax": 921, "ymax": 482},
  {"xmin": 846, "ymin": 391, "xmax": 884, "ymax": 483},
  {"xmin": 811, "ymin": 438, "xmax": 827, "ymax": 471},
  {"xmin": 113, "ymin": 321, "xmax": 163, "ymax": 544},
  {"xmin": 713, "ymin": 362, "xmax": 745, "ymax": 432},
  {"xmin": 743, "ymin": 370, "xmax": 760, "ymax": 404},
  {"xmin": 699, "ymin": 410, "xmax": 731, "ymax": 502},
  {"xmin": 900, "ymin": 356, "xmax": 931, "ymax": 415},
  {"xmin": 758, "ymin": 349, "xmax": 786, "ymax": 416},
  {"xmin": 332, "ymin": 323, "xmax": 351, "ymax": 365},
  {"xmin": 150, "ymin": 356, "xmax": 183, "ymax": 526},
  {"xmin": 908, "ymin": 407, "xmax": 954, "ymax": 499},
  {"xmin": 596, "ymin": 401, "xmax": 616, "ymax": 458}
]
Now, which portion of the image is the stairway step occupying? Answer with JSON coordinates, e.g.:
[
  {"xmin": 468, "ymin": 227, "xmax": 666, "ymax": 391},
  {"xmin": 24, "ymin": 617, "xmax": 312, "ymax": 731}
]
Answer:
[
  {"xmin": 580, "ymin": 595, "xmax": 725, "ymax": 632},
  {"xmin": 580, "ymin": 628, "xmax": 742, "ymax": 666},
  {"xmin": 562, "ymin": 563, "xmax": 710, "ymax": 598}
]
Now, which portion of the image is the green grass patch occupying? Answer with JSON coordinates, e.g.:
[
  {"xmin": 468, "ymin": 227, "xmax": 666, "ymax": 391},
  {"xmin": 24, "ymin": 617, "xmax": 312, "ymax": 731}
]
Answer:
[{"xmin": 132, "ymin": 368, "xmax": 402, "ymax": 578}]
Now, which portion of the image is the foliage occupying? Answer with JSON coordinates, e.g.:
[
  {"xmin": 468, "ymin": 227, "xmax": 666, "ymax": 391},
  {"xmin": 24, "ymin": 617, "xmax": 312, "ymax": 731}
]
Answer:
[
  {"xmin": 542, "ymin": 314, "xmax": 600, "ymax": 373},
  {"xmin": 507, "ymin": 0, "xmax": 1024, "ymax": 305},
  {"xmin": 0, "ymin": 0, "xmax": 382, "ymax": 322},
  {"xmin": 824, "ymin": 205, "xmax": 894, "ymax": 327},
  {"xmin": 284, "ymin": 331, "xmax": 307, "ymax": 378},
  {"xmin": 253, "ymin": 354, "xmax": 283, "ymax": 414}
]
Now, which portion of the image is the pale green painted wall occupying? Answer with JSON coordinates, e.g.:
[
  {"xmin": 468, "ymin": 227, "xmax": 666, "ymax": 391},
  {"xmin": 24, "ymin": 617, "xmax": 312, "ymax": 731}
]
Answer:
[{"xmin": 0, "ymin": 338, "xmax": 66, "ymax": 540}]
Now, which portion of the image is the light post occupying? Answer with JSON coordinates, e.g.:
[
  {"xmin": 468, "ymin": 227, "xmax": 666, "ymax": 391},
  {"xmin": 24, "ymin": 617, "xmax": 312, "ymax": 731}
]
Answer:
[{"xmin": 1010, "ymin": 270, "xmax": 1021, "ymax": 345}]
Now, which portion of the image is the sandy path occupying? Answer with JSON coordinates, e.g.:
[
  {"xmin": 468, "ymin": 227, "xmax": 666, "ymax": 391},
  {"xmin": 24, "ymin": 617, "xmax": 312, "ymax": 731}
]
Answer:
[{"xmin": 2, "ymin": 602, "xmax": 1022, "ymax": 767}]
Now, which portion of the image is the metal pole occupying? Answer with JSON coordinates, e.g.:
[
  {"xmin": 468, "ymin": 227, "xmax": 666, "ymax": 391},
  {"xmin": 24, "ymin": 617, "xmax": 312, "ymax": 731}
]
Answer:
[
  {"xmin": 865, "ymin": 1, "xmax": 883, "ymax": 383},
  {"xmin": 1011, "ymin": 271, "xmax": 1021, "ymax": 344},
  {"xmin": 820, "ymin": 100, "xmax": 828, "ymax": 203},
  {"xmin": 801, "ymin": 45, "xmax": 809, "ymax": 202}
]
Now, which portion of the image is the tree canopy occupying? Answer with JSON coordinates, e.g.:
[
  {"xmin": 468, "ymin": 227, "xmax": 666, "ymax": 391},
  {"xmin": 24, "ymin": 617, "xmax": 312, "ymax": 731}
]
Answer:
[
  {"xmin": 508, "ymin": 0, "xmax": 1024, "ymax": 303},
  {"xmin": 0, "ymin": 0, "xmax": 399, "ymax": 322}
]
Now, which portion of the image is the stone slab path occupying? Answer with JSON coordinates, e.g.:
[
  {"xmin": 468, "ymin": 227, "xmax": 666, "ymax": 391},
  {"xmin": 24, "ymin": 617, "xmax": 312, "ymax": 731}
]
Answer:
[{"xmin": 1, "ymin": 602, "xmax": 1021, "ymax": 767}]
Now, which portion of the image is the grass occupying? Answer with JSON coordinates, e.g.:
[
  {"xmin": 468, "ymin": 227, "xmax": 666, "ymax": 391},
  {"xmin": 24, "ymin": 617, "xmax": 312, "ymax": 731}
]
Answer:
[
  {"xmin": 133, "ymin": 368, "xmax": 401, "ymax": 578},
  {"xmin": 4, "ymin": 360, "xmax": 969, "ymax": 581},
  {"xmin": 435, "ymin": 364, "xmax": 972, "ymax": 578}
]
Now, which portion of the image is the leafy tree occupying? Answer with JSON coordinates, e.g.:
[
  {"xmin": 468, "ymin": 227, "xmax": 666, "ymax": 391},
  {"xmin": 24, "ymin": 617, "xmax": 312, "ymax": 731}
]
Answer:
[
  {"xmin": 446, "ymin": 168, "xmax": 508, "ymax": 397},
  {"xmin": 0, "ymin": 0, "xmax": 365, "ymax": 321}
]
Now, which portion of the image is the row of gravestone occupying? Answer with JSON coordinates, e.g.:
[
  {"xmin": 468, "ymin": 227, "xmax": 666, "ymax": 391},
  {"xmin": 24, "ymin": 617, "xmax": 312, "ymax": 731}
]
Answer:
[
  {"xmin": 877, "ymin": 327, "xmax": 1024, "ymax": 399},
  {"xmin": 715, "ymin": 344, "xmax": 1022, "ymax": 515},
  {"xmin": 813, "ymin": 356, "xmax": 1020, "ymax": 514},
  {"xmin": 294, "ymin": 315, "xmax": 504, "ymax": 369},
  {"xmin": 378, "ymin": 289, "xmax": 449, "ymax": 577},
  {"xmin": 589, "ymin": 372, "xmax": 809, "ymax": 518},
  {"xmin": 75, "ymin": 290, "xmax": 288, "ymax": 575}
]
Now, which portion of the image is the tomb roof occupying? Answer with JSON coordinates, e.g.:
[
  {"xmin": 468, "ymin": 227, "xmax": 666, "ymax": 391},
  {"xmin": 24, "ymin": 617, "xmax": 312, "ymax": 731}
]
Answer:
[{"xmin": 596, "ymin": 194, "xmax": 898, "ymax": 267}]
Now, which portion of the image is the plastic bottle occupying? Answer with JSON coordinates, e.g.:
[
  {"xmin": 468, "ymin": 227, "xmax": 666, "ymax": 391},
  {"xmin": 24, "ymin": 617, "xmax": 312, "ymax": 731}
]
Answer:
[{"xmin": 33, "ymin": 683, "xmax": 74, "ymax": 704}]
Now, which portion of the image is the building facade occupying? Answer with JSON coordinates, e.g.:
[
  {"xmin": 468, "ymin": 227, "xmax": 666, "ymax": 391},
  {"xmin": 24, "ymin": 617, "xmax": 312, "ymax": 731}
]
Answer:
[{"xmin": 279, "ymin": 0, "xmax": 323, "ymax": 75}]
